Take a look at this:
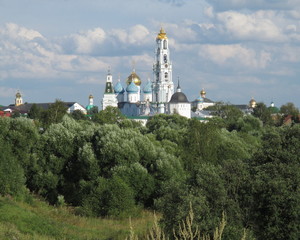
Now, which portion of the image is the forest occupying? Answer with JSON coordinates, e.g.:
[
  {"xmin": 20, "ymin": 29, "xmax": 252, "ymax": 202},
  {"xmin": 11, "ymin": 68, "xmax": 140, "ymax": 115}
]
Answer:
[{"xmin": 0, "ymin": 101, "xmax": 299, "ymax": 240}]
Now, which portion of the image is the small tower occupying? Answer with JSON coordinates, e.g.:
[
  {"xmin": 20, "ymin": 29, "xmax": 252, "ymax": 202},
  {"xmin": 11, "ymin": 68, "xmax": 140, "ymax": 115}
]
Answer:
[
  {"xmin": 196, "ymin": 91, "xmax": 204, "ymax": 111},
  {"xmin": 89, "ymin": 94, "xmax": 94, "ymax": 106},
  {"xmin": 86, "ymin": 94, "xmax": 95, "ymax": 113},
  {"xmin": 102, "ymin": 69, "xmax": 118, "ymax": 110},
  {"xmin": 15, "ymin": 91, "xmax": 23, "ymax": 106}
]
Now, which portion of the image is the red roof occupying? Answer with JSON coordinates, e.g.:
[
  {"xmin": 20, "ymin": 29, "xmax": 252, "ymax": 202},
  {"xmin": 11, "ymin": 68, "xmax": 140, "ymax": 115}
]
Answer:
[{"xmin": 0, "ymin": 111, "xmax": 11, "ymax": 117}]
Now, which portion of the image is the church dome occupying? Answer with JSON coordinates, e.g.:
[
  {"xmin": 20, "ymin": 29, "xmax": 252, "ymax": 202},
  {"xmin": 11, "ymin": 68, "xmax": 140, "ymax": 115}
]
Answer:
[
  {"xmin": 126, "ymin": 71, "xmax": 141, "ymax": 86},
  {"xmin": 249, "ymin": 98, "xmax": 257, "ymax": 108},
  {"xmin": 200, "ymin": 89, "xmax": 206, "ymax": 97},
  {"xmin": 169, "ymin": 92, "xmax": 189, "ymax": 103},
  {"xmin": 196, "ymin": 96, "xmax": 203, "ymax": 102},
  {"xmin": 114, "ymin": 81, "xmax": 125, "ymax": 94},
  {"xmin": 143, "ymin": 80, "xmax": 152, "ymax": 93},
  {"xmin": 16, "ymin": 91, "xmax": 21, "ymax": 98},
  {"xmin": 89, "ymin": 94, "xmax": 93, "ymax": 99},
  {"xmin": 126, "ymin": 81, "xmax": 139, "ymax": 93},
  {"xmin": 157, "ymin": 27, "xmax": 168, "ymax": 40}
]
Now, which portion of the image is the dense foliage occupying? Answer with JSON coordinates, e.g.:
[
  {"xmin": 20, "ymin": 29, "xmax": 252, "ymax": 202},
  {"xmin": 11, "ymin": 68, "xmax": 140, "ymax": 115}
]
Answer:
[{"xmin": 0, "ymin": 105, "xmax": 299, "ymax": 239}]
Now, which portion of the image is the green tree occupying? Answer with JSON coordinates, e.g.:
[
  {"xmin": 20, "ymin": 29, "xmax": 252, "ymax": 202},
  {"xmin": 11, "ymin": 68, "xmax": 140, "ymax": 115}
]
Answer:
[
  {"xmin": 28, "ymin": 103, "xmax": 44, "ymax": 120},
  {"xmin": 0, "ymin": 137, "xmax": 25, "ymax": 196},
  {"xmin": 40, "ymin": 100, "xmax": 68, "ymax": 127},
  {"xmin": 92, "ymin": 106, "xmax": 125, "ymax": 125},
  {"xmin": 70, "ymin": 109, "xmax": 87, "ymax": 120},
  {"xmin": 81, "ymin": 176, "xmax": 135, "ymax": 217},
  {"xmin": 252, "ymin": 102, "xmax": 273, "ymax": 126},
  {"xmin": 280, "ymin": 102, "xmax": 299, "ymax": 123},
  {"xmin": 249, "ymin": 126, "xmax": 300, "ymax": 240}
]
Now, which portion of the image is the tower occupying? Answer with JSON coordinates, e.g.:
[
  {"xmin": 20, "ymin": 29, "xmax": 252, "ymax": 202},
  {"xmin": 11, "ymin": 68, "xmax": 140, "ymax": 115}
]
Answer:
[
  {"xmin": 15, "ymin": 91, "xmax": 23, "ymax": 106},
  {"xmin": 153, "ymin": 28, "xmax": 174, "ymax": 103},
  {"xmin": 102, "ymin": 69, "xmax": 118, "ymax": 110}
]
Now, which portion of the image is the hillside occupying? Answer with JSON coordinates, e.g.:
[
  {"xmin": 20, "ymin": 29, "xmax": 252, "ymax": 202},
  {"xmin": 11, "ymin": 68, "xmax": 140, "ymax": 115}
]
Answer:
[{"xmin": 0, "ymin": 195, "xmax": 154, "ymax": 240}]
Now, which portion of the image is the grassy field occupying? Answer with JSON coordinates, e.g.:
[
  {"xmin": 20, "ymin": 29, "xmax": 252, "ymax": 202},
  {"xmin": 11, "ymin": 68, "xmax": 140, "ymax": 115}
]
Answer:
[{"xmin": 0, "ymin": 195, "xmax": 155, "ymax": 240}]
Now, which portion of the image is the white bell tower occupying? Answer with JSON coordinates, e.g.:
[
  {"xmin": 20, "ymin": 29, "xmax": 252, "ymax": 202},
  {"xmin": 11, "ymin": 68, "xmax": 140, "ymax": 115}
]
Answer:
[
  {"xmin": 152, "ymin": 28, "xmax": 174, "ymax": 104},
  {"xmin": 102, "ymin": 69, "xmax": 118, "ymax": 110}
]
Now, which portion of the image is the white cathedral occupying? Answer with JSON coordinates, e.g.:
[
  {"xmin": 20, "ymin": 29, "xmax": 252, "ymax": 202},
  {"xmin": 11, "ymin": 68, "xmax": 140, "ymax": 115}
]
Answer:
[{"xmin": 101, "ymin": 28, "xmax": 215, "ymax": 119}]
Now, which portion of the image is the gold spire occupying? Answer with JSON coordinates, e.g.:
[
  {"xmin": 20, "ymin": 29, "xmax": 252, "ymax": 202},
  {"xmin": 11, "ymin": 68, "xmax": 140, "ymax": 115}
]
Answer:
[{"xmin": 157, "ymin": 27, "xmax": 167, "ymax": 40}]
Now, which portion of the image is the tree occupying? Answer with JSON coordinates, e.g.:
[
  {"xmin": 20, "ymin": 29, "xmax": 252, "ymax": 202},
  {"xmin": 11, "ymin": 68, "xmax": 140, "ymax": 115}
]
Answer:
[
  {"xmin": 92, "ymin": 106, "xmax": 125, "ymax": 125},
  {"xmin": 248, "ymin": 126, "xmax": 300, "ymax": 240},
  {"xmin": 280, "ymin": 102, "xmax": 299, "ymax": 123},
  {"xmin": 0, "ymin": 137, "xmax": 25, "ymax": 196},
  {"xmin": 40, "ymin": 100, "xmax": 68, "ymax": 127},
  {"xmin": 28, "ymin": 103, "xmax": 44, "ymax": 120},
  {"xmin": 252, "ymin": 102, "xmax": 273, "ymax": 126},
  {"xmin": 81, "ymin": 176, "xmax": 135, "ymax": 217},
  {"xmin": 206, "ymin": 103, "xmax": 244, "ymax": 131},
  {"xmin": 71, "ymin": 110, "xmax": 87, "ymax": 120}
]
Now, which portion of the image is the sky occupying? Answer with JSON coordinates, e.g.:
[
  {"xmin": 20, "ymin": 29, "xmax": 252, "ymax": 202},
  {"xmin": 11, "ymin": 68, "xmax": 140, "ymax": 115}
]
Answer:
[{"xmin": 0, "ymin": 0, "xmax": 300, "ymax": 108}]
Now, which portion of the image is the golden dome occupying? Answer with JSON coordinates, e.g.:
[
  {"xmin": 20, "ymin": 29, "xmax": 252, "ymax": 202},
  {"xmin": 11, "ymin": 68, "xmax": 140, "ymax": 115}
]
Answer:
[
  {"xmin": 126, "ymin": 71, "xmax": 141, "ymax": 86},
  {"xmin": 156, "ymin": 27, "xmax": 168, "ymax": 40},
  {"xmin": 249, "ymin": 98, "xmax": 257, "ymax": 108},
  {"xmin": 16, "ymin": 91, "xmax": 21, "ymax": 98},
  {"xmin": 200, "ymin": 89, "xmax": 206, "ymax": 96},
  {"xmin": 89, "ymin": 94, "xmax": 93, "ymax": 99}
]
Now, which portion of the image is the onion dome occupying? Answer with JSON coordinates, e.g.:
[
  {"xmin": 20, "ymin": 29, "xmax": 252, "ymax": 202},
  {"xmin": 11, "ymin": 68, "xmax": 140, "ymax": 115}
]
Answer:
[
  {"xmin": 157, "ymin": 27, "xmax": 168, "ymax": 40},
  {"xmin": 114, "ymin": 80, "xmax": 125, "ymax": 94},
  {"xmin": 200, "ymin": 89, "xmax": 206, "ymax": 97},
  {"xmin": 126, "ymin": 71, "xmax": 141, "ymax": 86},
  {"xmin": 143, "ymin": 80, "xmax": 152, "ymax": 93},
  {"xmin": 16, "ymin": 91, "xmax": 21, "ymax": 98},
  {"xmin": 268, "ymin": 102, "xmax": 279, "ymax": 114},
  {"xmin": 89, "ymin": 94, "xmax": 93, "ymax": 99},
  {"xmin": 126, "ymin": 81, "xmax": 139, "ymax": 93},
  {"xmin": 196, "ymin": 96, "xmax": 204, "ymax": 102},
  {"xmin": 249, "ymin": 97, "xmax": 256, "ymax": 108}
]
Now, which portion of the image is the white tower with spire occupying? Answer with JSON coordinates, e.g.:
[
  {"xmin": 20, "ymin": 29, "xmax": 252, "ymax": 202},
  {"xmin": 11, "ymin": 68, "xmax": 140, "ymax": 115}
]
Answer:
[
  {"xmin": 102, "ymin": 69, "xmax": 118, "ymax": 110},
  {"xmin": 153, "ymin": 28, "xmax": 174, "ymax": 104}
]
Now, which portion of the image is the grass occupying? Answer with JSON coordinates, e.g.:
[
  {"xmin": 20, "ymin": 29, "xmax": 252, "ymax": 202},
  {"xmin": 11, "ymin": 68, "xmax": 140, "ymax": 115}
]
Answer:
[{"xmin": 0, "ymin": 195, "xmax": 155, "ymax": 240}]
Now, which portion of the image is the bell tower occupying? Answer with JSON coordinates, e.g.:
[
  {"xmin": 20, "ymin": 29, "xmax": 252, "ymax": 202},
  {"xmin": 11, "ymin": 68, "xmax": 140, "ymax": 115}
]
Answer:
[
  {"xmin": 15, "ymin": 91, "xmax": 23, "ymax": 106},
  {"xmin": 102, "ymin": 69, "xmax": 118, "ymax": 110},
  {"xmin": 153, "ymin": 28, "xmax": 174, "ymax": 104}
]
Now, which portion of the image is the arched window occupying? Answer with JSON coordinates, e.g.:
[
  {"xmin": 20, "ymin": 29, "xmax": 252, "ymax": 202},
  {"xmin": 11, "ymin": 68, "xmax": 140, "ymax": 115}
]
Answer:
[
  {"xmin": 163, "ymin": 40, "xmax": 167, "ymax": 49},
  {"xmin": 165, "ymin": 72, "xmax": 168, "ymax": 79}
]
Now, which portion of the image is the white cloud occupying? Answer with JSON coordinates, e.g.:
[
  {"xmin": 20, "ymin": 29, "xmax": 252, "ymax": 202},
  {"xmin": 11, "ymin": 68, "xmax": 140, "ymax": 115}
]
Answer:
[
  {"xmin": 217, "ymin": 11, "xmax": 285, "ymax": 42},
  {"xmin": 0, "ymin": 23, "xmax": 44, "ymax": 41},
  {"xmin": 199, "ymin": 44, "xmax": 271, "ymax": 69},
  {"xmin": 65, "ymin": 28, "xmax": 106, "ymax": 54}
]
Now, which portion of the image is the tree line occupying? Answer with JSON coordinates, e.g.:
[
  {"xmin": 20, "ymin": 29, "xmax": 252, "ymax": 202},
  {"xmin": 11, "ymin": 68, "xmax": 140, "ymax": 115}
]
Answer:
[{"xmin": 0, "ymin": 101, "xmax": 299, "ymax": 240}]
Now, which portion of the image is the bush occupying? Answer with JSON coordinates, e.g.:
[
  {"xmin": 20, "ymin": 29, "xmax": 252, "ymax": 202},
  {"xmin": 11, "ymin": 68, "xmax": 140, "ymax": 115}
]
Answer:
[{"xmin": 0, "ymin": 138, "xmax": 25, "ymax": 196}]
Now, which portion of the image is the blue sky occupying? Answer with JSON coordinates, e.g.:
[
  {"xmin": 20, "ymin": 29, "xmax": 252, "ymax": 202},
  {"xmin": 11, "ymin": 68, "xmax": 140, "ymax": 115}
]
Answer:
[{"xmin": 0, "ymin": 0, "xmax": 300, "ymax": 108}]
